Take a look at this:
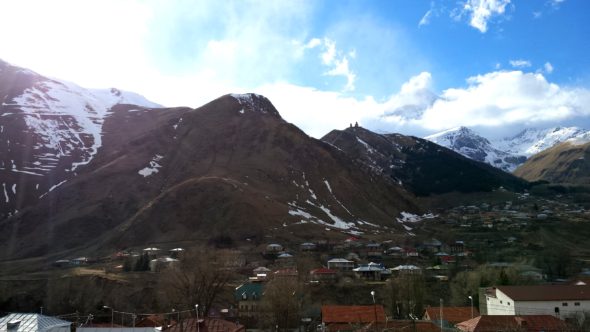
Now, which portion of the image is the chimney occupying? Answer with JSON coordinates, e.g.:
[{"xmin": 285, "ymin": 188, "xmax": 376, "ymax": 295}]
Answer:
[{"xmin": 7, "ymin": 320, "xmax": 21, "ymax": 331}]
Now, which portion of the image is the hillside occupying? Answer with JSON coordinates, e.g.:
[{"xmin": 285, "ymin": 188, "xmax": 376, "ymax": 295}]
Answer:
[
  {"xmin": 514, "ymin": 140, "xmax": 590, "ymax": 184},
  {"xmin": 322, "ymin": 126, "xmax": 529, "ymax": 196},
  {"xmin": 0, "ymin": 93, "xmax": 418, "ymax": 261}
]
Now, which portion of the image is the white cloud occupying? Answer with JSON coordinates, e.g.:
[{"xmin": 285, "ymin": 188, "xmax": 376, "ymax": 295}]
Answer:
[
  {"xmin": 317, "ymin": 38, "xmax": 357, "ymax": 92},
  {"xmin": 509, "ymin": 59, "xmax": 532, "ymax": 68},
  {"xmin": 544, "ymin": 62, "xmax": 554, "ymax": 74},
  {"xmin": 259, "ymin": 70, "xmax": 590, "ymax": 139},
  {"xmin": 419, "ymin": 10, "xmax": 433, "ymax": 27},
  {"xmin": 416, "ymin": 71, "xmax": 590, "ymax": 132},
  {"xmin": 461, "ymin": 0, "xmax": 511, "ymax": 33}
]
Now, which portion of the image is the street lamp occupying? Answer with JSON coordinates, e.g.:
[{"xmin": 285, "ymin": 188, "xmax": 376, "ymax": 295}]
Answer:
[
  {"xmin": 195, "ymin": 305, "xmax": 200, "ymax": 332},
  {"xmin": 103, "ymin": 306, "xmax": 114, "ymax": 328},
  {"xmin": 468, "ymin": 296, "xmax": 474, "ymax": 319},
  {"xmin": 370, "ymin": 291, "xmax": 377, "ymax": 332}
]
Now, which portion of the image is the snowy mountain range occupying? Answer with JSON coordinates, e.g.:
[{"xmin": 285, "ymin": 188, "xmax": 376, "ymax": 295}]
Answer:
[{"xmin": 425, "ymin": 126, "xmax": 590, "ymax": 172}]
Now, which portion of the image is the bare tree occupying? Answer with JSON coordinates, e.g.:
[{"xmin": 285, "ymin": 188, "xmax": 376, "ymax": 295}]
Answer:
[
  {"xmin": 159, "ymin": 248, "xmax": 231, "ymax": 313},
  {"xmin": 258, "ymin": 277, "xmax": 302, "ymax": 331}
]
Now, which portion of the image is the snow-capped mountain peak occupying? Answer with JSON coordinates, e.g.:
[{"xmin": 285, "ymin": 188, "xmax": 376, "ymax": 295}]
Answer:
[
  {"xmin": 426, "ymin": 126, "xmax": 590, "ymax": 172},
  {"xmin": 425, "ymin": 127, "xmax": 525, "ymax": 172}
]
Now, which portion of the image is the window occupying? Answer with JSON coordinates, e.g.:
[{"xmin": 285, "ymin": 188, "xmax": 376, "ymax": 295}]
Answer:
[
  {"xmin": 500, "ymin": 301, "xmax": 503, "ymax": 304},
  {"xmin": 507, "ymin": 302, "xmax": 511, "ymax": 306},
  {"xmin": 562, "ymin": 302, "xmax": 568, "ymax": 306},
  {"xmin": 575, "ymin": 302, "xmax": 580, "ymax": 306},
  {"xmin": 555, "ymin": 307, "xmax": 560, "ymax": 314}
]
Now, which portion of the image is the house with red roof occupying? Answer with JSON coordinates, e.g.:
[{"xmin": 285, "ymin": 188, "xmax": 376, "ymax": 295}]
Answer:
[
  {"xmin": 423, "ymin": 306, "xmax": 479, "ymax": 326},
  {"xmin": 321, "ymin": 305, "xmax": 385, "ymax": 332},
  {"xmin": 455, "ymin": 315, "xmax": 573, "ymax": 332}
]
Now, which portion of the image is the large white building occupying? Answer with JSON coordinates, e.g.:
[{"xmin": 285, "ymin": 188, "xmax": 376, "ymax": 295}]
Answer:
[{"xmin": 481, "ymin": 285, "xmax": 590, "ymax": 319}]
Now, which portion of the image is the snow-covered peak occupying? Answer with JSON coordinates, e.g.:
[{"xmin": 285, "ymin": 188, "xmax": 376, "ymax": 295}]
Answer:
[
  {"xmin": 494, "ymin": 126, "xmax": 590, "ymax": 156},
  {"xmin": 4, "ymin": 75, "xmax": 161, "ymax": 174},
  {"xmin": 425, "ymin": 127, "xmax": 524, "ymax": 172}
]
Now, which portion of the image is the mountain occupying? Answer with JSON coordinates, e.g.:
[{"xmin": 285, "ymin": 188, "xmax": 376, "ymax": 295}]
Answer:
[
  {"xmin": 494, "ymin": 127, "xmax": 590, "ymax": 157},
  {"xmin": 0, "ymin": 59, "xmax": 160, "ymax": 219},
  {"xmin": 424, "ymin": 127, "xmax": 526, "ymax": 172},
  {"xmin": 322, "ymin": 126, "xmax": 528, "ymax": 196},
  {"xmin": 514, "ymin": 140, "xmax": 590, "ymax": 184},
  {"xmin": 0, "ymin": 79, "xmax": 419, "ymax": 260},
  {"xmin": 425, "ymin": 126, "xmax": 590, "ymax": 172}
]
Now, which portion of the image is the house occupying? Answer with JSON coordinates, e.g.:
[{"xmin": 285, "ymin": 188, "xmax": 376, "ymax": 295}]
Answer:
[
  {"xmin": 386, "ymin": 246, "xmax": 404, "ymax": 256},
  {"xmin": 310, "ymin": 268, "xmax": 338, "ymax": 282},
  {"xmin": 300, "ymin": 242, "xmax": 317, "ymax": 251},
  {"xmin": 149, "ymin": 257, "xmax": 179, "ymax": 272},
  {"xmin": 423, "ymin": 306, "xmax": 479, "ymax": 326},
  {"xmin": 455, "ymin": 315, "xmax": 571, "ymax": 332},
  {"xmin": 327, "ymin": 258, "xmax": 355, "ymax": 271},
  {"xmin": 70, "ymin": 257, "xmax": 88, "ymax": 266},
  {"xmin": 364, "ymin": 243, "xmax": 383, "ymax": 258},
  {"xmin": 265, "ymin": 243, "xmax": 283, "ymax": 253},
  {"xmin": 353, "ymin": 262, "xmax": 391, "ymax": 281},
  {"xmin": 235, "ymin": 282, "xmax": 264, "ymax": 319},
  {"xmin": 481, "ymin": 284, "xmax": 590, "ymax": 318},
  {"xmin": 0, "ymin": 313, "xmax": 72, "ymax": 332},
  {"xmin": 391, "ymin": 264, "xmax": 422, "ymax": 275},
  {"xmin": 273, "ymin": 268, "xmax": 298, "ymax": 279},
  {"xmin": 422, "ymin": 239, "xmax": 443, "ymax": 252},
  {"xmin": 321, "ymin": 305, "xmax": 386, "ymax": 332},
  {"xmin": 252, "ymin": 266, "xmax": 271, "ymax": 280},
  {"xmin": 450, "ymin": 241, "xmax": 465, "ymax": 254}
]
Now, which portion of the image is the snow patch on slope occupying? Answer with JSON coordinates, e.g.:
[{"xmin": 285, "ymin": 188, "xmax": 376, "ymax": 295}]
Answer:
[
  {"xmin": 138, "ymin": 154, "xmax": 163, "ymax": 177},
  {"xmin": 9, "ymin": 80, "xmax": 159, "ymax": 174}
]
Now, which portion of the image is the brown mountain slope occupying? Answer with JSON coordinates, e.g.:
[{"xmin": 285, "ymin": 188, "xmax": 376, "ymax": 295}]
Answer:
[
  {"xmin": 0, "ymin": 94, "xmax": 418, "ymax": 261},
  {"xmin": 514, "ymin": 141, "xmax": 590, "ymax": 183}
]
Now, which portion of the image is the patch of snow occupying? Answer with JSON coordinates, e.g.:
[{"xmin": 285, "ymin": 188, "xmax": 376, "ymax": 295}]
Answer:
[
  {"xmin": 2, "ymin": 183, "xmax": 8, "ymax": 203},
  {"xmin": 173, "ymin": 117, "xmax": 183, "ymax": 130},
  {"xmin": 239, "ymin": 109, "xmax": 245, "ymax": 114},
  {"xmin": 11, "ymin": 184, "xmax": 16, "ymax": 195},
  {"xmin": 138, "ymin": 154, "xmax": 163, "ymax": 177},
  {"xmin": 396, "ymin": 211, "xmax": 437, "ymax": 223},
  {"xmin": 39, "ymin": 180, "xmax": 67, "ymax": 199},
  {"xmin": 356, "ymin": 137, "xmax": 376, "ymax": 154},
  {"xmin": 324, "ymin": 180, "xmax": 332, "ymax": 193}
]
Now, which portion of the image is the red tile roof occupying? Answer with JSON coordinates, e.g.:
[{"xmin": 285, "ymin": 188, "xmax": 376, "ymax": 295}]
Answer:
[
  {"xmin": 424, "ymin": 306, "xmax": 479, "ymax": 324},
  {"xmin": 496, "ymin": 284, "xmax": 590, "ymax": 301},
  {"xmin": 456, "ymin": 315, "xmax": 571, "ymax": 332},
  {"xmin": 322, "ymin": 305, "xmax": 386, "ymax": 324}
]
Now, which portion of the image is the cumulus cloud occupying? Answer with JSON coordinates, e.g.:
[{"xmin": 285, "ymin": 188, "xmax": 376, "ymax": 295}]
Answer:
[
  {"xmin": 259, "ymin": 69, "xmax": 590, "ymax": 139},
  {"xmin": 509, "ymin": 59, "xmax": 532, "ymax": 68},
  {"xmin": 417, "ymin": 71, "xmax": 590, "ymax": 132},
  {"xmin": 461, "ymin": 0, "xmax": 511, "ymax": 33}
]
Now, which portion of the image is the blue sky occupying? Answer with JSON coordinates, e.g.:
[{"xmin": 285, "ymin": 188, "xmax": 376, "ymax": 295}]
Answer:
[{"xmin": 1, "ymin": 0, "xmax": 589, "ymax": 138}]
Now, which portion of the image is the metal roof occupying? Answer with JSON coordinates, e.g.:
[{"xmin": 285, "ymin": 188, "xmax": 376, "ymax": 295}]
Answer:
[{"xmin": 0, "ymin": 313, "xmax": 71, "ymax": 332}]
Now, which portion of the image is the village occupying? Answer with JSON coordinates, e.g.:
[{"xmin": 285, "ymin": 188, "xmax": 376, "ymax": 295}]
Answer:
[{"xmin": 8, "ymin": 191, "xmax": 587, "ymax": 332}]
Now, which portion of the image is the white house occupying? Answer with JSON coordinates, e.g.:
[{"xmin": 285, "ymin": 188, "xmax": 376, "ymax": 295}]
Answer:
[
  {"xmin": 481, "ymin": 285, "xmax": 590, "ymax": 319},
  {"xmin": 327, "ymin": 258, "xmax": 355, "ymax": 271}
]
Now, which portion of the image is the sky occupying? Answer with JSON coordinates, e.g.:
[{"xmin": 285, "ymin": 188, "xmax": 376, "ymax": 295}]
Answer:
[{"xmin": 0, "ymin": 0, "xmax": 589, "ymax": 139}]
